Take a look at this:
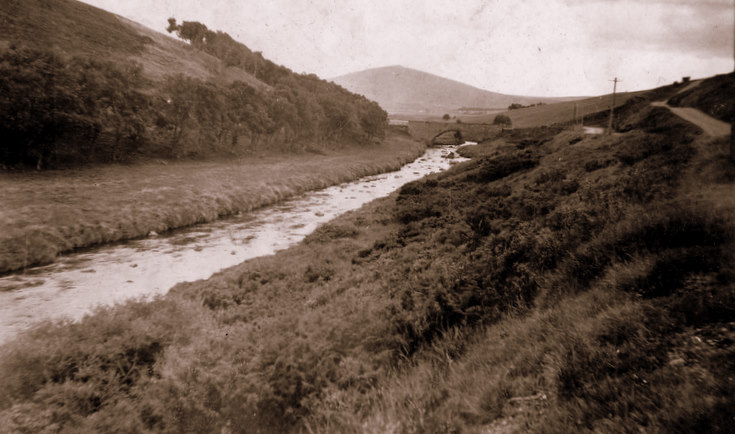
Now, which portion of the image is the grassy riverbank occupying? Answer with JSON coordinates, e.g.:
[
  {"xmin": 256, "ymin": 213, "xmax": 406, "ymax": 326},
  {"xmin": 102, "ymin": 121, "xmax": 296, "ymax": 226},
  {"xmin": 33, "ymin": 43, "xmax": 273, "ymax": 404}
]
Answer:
[
  {"xmin": 0, "ymin": 131, "xmax": 424, "ymax": 276},
  {"xmin": 1, "ymin": 87, "xmax": 734, "ymax": 432}
]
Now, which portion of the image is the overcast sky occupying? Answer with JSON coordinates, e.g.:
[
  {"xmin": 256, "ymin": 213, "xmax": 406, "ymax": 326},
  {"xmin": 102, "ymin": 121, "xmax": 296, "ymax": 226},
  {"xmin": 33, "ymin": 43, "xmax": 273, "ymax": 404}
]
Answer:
[{"xmin": 81, "ymin": 0, "xmax": 733, "ymax": 97}]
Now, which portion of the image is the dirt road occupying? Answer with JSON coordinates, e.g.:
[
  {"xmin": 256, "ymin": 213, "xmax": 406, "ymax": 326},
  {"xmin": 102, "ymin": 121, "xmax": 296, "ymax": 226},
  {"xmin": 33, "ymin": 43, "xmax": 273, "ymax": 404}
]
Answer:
[{"xmin": 651, "ymin": 101, "xmax": 731, "ymax": 137}]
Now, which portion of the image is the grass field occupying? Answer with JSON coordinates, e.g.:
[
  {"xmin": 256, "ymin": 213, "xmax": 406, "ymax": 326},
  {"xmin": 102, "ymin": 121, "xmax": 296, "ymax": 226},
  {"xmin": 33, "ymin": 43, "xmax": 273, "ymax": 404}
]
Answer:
[
  {"xmin": 0, "ymin": 131, "xmax": 424, "ymax": 275},
  {"xmin": 465, "ymin": 91, "xmax": 644, "ymax": 128},
  {"xmin": 2, "ymin": 81, "xmax": 734, "ymax": 432}
]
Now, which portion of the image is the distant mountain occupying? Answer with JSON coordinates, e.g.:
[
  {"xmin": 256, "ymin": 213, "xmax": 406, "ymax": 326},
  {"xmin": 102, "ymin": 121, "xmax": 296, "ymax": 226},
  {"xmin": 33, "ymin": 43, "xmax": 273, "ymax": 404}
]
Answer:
[{"xmin": 332, "ymin": 65, "xmax": 581, "ymax": 116}]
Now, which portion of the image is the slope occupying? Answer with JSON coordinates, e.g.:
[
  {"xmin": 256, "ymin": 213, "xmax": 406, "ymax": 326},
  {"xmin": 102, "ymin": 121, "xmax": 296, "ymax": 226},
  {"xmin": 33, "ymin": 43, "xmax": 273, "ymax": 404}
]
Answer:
[
  {"xmin": 471, "ymin": 90, "xmax": 644, "ymax": 128},
  {"xmin": 0, "ymin": 0, "xmax": 269, "ymax": 89},
  {"xmin": 668, "ymin": 72, "xmax": 734, "ymax": 123},
  {"xmin": 0, "ymin": 0, "xmax": 388, "ymax": 169},
  {"xmin": 331, "ymin": 65, "xmax": 581, "ymax": 116}
]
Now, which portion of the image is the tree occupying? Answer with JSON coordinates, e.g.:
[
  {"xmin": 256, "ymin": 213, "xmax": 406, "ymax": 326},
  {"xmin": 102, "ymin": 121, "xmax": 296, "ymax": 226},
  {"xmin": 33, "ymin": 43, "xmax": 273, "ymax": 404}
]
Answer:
[
  {"xmin": 442, "ymin": 113, "xmax": 450, "ymax": 120},
  {"xmin": 162, "ymin": 74, "xmax": 197, "ymax": 153},
  {"xmin": 0, "ymin": 47, "xmax": 99, "ymax": 168},
  {"xmin": 493, "ymin": 114, "xmax": 512, "ymax": 127},
  {"xmin": 359, "ymin": 101, "xmax": 387, "ymax": 143},
  {"xmin": 88, "ymin": 60, "xmax": 147, "ymax": 161},
  {"xmin": 166, "ymin": 19, "xmax": 208, "ymax": 47}
]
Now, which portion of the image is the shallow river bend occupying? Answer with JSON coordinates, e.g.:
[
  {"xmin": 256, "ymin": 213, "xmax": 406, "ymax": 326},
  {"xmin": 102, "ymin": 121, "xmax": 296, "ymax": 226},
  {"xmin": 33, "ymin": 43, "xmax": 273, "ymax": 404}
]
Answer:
[{"xmin": 0, "ymin": 145, "xmax": 469, "ymax": 344}]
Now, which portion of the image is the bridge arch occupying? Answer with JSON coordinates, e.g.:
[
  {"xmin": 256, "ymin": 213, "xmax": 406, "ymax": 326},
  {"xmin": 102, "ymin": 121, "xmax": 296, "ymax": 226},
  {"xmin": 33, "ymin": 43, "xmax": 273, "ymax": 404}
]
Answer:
[
  {"xmin": 407, "ymin": 120, "xmax": 501, "ymax": 144},
  {"xmin": 431, "ymin": 129, "xmax": 463, "ymax": 145}
]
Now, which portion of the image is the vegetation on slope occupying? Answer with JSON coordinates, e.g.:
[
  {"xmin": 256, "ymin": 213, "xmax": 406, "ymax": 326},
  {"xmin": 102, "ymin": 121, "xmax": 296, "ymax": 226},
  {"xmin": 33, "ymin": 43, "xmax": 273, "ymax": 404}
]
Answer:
[
  {"xmin": 668, "ymin": 72, "xmax": 735, "ymax": 122},
  {"xmin": 0, "ymin": 0, "xmax": 387, "ymax": 169},
  {"xmin": 2, "ymin": 81, "xmax": 734, "ymax": 432},
  {"xmin": 0, "ymin": 0, "xmax": 150, "ymax": 59}
]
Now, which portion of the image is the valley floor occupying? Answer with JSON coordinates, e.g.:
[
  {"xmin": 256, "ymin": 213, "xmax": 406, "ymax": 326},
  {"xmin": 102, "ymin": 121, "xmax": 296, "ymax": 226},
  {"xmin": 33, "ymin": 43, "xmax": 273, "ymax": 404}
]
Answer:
[
  {"xmin": 1, "ymin": 89, "xmax": 734, "ymax": 433},
  {"xmin": 0, "ymin": 132, "xmax": 424, "ymax": 276}
]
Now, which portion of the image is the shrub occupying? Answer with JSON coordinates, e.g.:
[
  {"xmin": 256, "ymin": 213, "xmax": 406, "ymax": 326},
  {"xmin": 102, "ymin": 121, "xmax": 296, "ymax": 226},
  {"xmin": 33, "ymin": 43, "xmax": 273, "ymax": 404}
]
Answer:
[
  {"xmin": 461, "ymin": 151, "xmax": 539, "ymax": 183},
  {"xmin": 304, "ymin": 224, "xmax": 359, "ymax": 244},
  {"xmin": 493, "ymin": 114, "xmax": 512, "ymax": 127},
  {"xmin": 584, "ymin": 159, "xmax": 613, "ymax": 172}
]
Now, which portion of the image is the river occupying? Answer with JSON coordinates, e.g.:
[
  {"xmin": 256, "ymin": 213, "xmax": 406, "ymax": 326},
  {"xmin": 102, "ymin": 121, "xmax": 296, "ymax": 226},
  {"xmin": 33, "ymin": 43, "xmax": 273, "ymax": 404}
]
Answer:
[{"xmin": 0, "ymin": 145, "xmax": 469, "ymax": 345}]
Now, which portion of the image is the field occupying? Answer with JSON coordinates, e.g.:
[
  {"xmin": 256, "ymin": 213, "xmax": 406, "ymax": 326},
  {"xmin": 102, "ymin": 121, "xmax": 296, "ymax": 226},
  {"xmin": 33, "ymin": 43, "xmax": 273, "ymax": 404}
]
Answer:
[
  {"xmin": 0, "ymin": 131, "xmax": 424, "ymax": 275},
  {"xmin": 2, "ymin": 81, "xmax": 734, "ymax": 432},
  {"xmin": 464, "ymin": 91, "xmax": 644, "ymax": 128}
]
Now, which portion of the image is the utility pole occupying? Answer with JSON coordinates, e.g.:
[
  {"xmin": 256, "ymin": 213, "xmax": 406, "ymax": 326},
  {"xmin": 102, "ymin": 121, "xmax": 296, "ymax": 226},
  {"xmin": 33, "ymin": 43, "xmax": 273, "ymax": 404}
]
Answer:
[
  {"xmin": 608, "ymin": 77, "xmax": 621, "ymax": 135},
  {"xmin": 730, "ymin": 0, "xmax": 734, "ymax": 162}
]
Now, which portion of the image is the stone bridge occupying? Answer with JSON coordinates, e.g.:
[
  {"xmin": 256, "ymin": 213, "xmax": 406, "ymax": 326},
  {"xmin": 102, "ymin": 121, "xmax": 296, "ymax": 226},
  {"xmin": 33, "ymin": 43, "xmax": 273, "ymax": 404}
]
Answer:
[{"xmin": 407, "ymin": 121, "xmax": 501, "ymax": 144}]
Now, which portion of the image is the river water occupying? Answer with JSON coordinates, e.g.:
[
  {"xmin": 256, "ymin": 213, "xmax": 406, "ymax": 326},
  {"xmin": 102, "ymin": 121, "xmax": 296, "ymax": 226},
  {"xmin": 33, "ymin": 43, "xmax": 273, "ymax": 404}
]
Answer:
[{"xmin": 0, "ymin": 145, "xmax": 469, "ymax": 345}]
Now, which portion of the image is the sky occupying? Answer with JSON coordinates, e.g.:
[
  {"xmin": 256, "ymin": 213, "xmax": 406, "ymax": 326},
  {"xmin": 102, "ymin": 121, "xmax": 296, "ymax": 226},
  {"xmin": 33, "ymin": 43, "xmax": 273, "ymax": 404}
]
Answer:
[{"xmin": 80, "ymin": 0, "xmax": 734, "ymax": 97}]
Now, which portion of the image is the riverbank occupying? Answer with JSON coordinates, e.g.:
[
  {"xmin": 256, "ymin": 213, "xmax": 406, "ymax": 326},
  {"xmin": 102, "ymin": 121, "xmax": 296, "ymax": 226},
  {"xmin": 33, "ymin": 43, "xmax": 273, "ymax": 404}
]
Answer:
[
  {"xmin": 0, "ymin": 131, "xmax": 424, "ymax": 275},
  {"xmin": 2, "ymin": 89, "xmax": 734, "ymax": 432},
  {"xmin": 0, "ymin": 144, "xmax": 460, "ymax": 344}
]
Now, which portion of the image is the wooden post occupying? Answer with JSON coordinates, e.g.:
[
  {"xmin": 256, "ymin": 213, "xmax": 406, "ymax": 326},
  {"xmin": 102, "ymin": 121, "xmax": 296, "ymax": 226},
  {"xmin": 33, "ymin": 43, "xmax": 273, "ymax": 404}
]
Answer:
[{"xmin": 607, "ymin": 77, "xmax": 619, "ymax": 135}]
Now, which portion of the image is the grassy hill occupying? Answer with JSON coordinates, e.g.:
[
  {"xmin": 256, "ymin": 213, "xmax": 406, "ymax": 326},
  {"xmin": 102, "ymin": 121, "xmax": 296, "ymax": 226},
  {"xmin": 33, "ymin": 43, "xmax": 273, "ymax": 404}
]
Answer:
[
  {"xmin": 462, "ymin": 90, "xmax": 644, "ymax": 128},
  {"xmin": 2, "ymin": 79, "xmax": 734, "ymax": 432},
  {"xmin": 0, "ymin": 0, "xmax": 387, "ymax": 169},
  {"xmin": 466, "ymin": 74, "xmax": 734, "ymax": 130},
  {"xmin": 0, "ymin": 0, "xmax": 268, "ymax": 89},
  {"xmin": 668, "ymin": 73, "xmax": 735, "ymax": 123},
  {"xmin": 332, "ymin": 65, "xmax": 582, "ymax": 117}
]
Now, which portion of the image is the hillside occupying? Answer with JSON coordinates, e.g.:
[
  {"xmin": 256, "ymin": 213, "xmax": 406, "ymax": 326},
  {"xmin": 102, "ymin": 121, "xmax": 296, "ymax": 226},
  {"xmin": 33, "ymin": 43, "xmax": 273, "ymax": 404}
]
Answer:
[
  {"xmin": 331, "ymin": 65, "xmax": 581, "ymax": 116},
  {"xmin": 0, "ymin": 0, "xmax": 268, "ymax": 89},
  {"xmin": 3, "ymin": 79, "xmax": 734, "ymax": 432},
  {"xmin": 668, "ymin": 73, "xmax": 735, "ymax": 123},
  {"xmin": 472, "ymin": 74, "xmax": 734, "ymax": 130},
  {"xmin": 468, "ymin": 90, "xmax": 645, "ymax": 128},
  {"xmin": 0, "ymin": 0, "xmax": 387, "ymax": 169}
]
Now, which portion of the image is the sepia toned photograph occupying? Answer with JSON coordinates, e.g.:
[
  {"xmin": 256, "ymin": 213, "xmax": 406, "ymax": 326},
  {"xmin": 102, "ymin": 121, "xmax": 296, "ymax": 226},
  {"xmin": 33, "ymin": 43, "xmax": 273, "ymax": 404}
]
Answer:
[{"xmin": 0, "ymin": 0, "xmax": 733, "ymax": 432}]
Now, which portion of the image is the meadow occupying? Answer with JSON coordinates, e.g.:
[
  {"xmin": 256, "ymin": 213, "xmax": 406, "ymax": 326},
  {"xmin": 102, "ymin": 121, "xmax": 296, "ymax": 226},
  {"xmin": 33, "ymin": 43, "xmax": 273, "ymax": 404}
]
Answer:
[
  {"xmin": 0, "ymin": 131, "xmax": 424, "ymax": 275},
  {"xmin": 456, "ymin": 91, "xmax": 645, "ymax": 128},
  {"xmin": 1, "ymin": 82, "xmax": 733, "ymax": 433}
]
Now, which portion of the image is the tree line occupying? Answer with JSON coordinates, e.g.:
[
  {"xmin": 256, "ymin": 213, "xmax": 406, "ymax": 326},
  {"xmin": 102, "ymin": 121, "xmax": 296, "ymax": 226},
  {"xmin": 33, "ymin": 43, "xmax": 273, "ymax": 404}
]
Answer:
[
  {"xmin": 0, "ymin": 20, "xmax": 387, "ymax": 169},
  {"xmin": 508, "ymin": 102, "xmax": 545, "ymax": 110}
]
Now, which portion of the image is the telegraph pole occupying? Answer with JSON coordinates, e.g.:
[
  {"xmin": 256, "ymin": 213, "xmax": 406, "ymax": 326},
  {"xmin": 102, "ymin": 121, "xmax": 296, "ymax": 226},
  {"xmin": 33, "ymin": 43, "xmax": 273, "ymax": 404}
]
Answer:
[
  {"xmin": 608, "ymin": 77, "xmax": 620, "ymax": 135},
  {"xmin": 730, "ymin": 0, "xmax": 734, "ymax": 162}
]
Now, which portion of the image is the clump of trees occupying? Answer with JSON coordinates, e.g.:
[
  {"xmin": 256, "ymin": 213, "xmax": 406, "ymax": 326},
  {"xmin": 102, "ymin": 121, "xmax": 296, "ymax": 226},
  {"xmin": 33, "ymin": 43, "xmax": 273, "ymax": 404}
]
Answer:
[
  {"xmin": 0, "ymin": 46, "xmax": 147, "ymax": 169},
  {"xmin": 508, "ymin": 102, "xmax": 545, "ymax": 110},
  {"xmin": 0, "ymin": 20, "xmax": 387, "ymax": 169}
]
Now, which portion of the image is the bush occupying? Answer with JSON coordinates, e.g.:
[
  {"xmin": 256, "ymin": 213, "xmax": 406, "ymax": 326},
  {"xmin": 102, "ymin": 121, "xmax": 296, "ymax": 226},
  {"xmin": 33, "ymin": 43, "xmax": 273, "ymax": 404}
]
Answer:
[
  {"xmin": 493, "ymin": 114, "xmax": 512, "ymax": 127},
  {"xmin": 461, "ymin": 151, "xmax": 539, "ymax": 183},
  {"xmin": 304, "ymin": 224, "xmax": 359, "ymax": 244}
]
